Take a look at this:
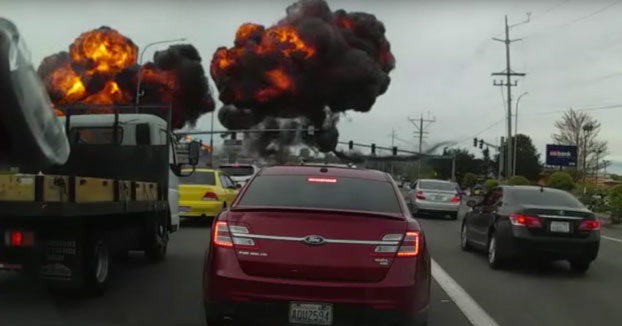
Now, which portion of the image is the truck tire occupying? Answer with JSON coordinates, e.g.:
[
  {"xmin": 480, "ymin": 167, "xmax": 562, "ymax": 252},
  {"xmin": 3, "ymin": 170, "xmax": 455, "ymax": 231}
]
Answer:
[
  {"xmin": 82, "ymin": 237, "xmax": 111, "ymax": 295},
  {"xmin": 145, "ymin": 214, "xmax": 169, "ymax": 263}
]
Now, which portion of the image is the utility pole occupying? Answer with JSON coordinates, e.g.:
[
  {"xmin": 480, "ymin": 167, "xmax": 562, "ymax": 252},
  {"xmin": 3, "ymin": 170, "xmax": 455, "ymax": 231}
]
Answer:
[
  {"xmin": 492, "ymin": 14, "xmax": 528, "ymax": 179},
  {"xmin": 408, "ymin": 113, "xmax": 435, "ymax": 179},
  {"xmin": 390, "ymin": 129, "xmax": 396, "ymax": 176}
]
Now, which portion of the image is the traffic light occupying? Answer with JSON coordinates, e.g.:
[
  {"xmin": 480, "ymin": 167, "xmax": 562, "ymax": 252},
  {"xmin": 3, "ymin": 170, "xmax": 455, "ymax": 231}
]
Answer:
[
  {"xmin": 479, "ymin": 139, "xmax": 484, "ymax": 149},
  {"xmin": 473, "ymin": 138, "xmax": 478, "ymax": 147},
  {"xmin": 392, "ymin": 146, "xmax": 398, "ymax": 156},
  {"xmin": 371, "ymin": 143, "xmax": 376, "ymax": 154},
  {"xmin": 348, "ymin": 140, "xmax": 353, "ymax": 150}
]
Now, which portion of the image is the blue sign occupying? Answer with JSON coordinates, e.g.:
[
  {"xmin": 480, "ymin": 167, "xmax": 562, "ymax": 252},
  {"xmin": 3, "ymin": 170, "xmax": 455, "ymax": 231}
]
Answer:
[{"xmin": 546, "ymin": 145, "xmax": 577, "ymax": 167}]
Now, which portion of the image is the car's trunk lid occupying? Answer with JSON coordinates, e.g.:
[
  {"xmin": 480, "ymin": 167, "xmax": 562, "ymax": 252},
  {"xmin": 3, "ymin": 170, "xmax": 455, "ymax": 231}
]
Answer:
[
  {"xmin": 226, "ymin": 209, "xmax": 407, "ymax": 282},
  {"xmin": 519, "ymin": 204, "xmax": 594, "ymax": 237}
]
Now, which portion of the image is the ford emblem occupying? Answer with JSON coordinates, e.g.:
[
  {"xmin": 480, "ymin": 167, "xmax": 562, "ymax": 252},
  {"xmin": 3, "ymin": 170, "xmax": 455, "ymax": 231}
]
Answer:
[{"xmin": 302, "ymin": 235, "xmax": 326, "ymax": 246}]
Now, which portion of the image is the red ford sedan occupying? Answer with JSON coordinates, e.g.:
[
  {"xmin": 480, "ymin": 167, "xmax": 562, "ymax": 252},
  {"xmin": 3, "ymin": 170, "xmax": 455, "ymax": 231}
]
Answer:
[{"xmin": 203, "ymin": 165, "xmax": 431, "ymax": 326}]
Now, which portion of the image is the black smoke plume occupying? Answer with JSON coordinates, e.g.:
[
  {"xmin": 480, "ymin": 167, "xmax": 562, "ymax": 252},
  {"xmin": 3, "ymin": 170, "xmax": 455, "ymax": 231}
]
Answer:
[{"xmin": 211, "ymin": 0, "xmax": 395, "ymax": 156}]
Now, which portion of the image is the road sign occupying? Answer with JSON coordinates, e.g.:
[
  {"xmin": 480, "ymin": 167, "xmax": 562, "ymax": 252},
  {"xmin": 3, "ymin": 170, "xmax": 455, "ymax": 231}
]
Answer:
[{"xmin": 546, "ymin": 144, "xmax": 577, "ymax": 167}]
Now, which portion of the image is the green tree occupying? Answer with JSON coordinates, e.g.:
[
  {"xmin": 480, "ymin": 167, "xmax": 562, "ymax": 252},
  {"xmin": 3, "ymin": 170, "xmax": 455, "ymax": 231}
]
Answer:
[
  {"xmin": 547, "ymin": 171, "xmax": 575, "ymax": 191},
  {"xmin": 484, "ymin": 179, "xmax": 499, "ymax": 190},
  {"xmin": 509, "ymin": 175, "xmax": 530, "ymax": 185},
  {"xmin": 462, "ymin": 173, "xmax": 477, "ymax": 189},
  {"xmin": 430, "ymin": 148, "xmax": 480, "ymax": 182},
  {"xmin": 608, "ymin": 185, "xmax": 622, "ymax": 224},
  {"xmin": 511, "ymin": 134, "xmax": 543, "ymax": 180}
]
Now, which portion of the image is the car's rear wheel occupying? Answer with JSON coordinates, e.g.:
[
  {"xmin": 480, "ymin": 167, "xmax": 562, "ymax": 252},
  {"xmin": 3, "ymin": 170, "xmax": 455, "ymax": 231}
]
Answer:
[
  {"xmin": 488, "ymin": 231, "xmax": 504, "ymax": 269},
  {"xmin": 460, "ymin": 223, "xmax": 473, "ymax": 251},
  {"xmin": 570, "ymin": 260, "xmax": 590, "ymax": 274}
]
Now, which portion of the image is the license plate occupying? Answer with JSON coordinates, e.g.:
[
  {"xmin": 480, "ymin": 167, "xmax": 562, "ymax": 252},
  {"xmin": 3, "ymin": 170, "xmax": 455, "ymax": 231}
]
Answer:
[
  {"xmin": 432, "ymin": 195, "xmax": 443, "ymax": 201},
  {"xmin": 179, "ymin": 206, "xmax": 190, "ymax": 213},
  {"xmin": 289, "ymin": 302, "xmax": 333, "ymax": 325},
  {"xmin": 550, "ymin": 221, "xmax": 570, "ymax": 233}
]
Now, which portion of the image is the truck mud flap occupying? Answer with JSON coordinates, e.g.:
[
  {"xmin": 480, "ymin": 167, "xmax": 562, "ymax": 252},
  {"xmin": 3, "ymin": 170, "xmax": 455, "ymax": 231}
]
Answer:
[{"xmin": 38, "ymin": 235, "xmax": 84, "ymax": 290}]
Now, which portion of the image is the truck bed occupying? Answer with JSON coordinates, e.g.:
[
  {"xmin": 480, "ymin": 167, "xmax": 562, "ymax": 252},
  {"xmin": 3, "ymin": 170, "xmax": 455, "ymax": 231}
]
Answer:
[{"xmin": 0, "ymin": 174, "xmax": 166, "ymax": 217}]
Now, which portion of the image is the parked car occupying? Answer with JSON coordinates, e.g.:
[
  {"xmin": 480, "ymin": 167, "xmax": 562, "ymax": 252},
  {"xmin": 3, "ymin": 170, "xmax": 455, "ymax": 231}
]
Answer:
[
  {"xmin": 407, "ymin": 179, "xmax": 462, "ymax": 220},
  {"xmin": 178, "ymin": 168, "xmax": 240, "ymax": 219},
  {"xmin": 218, "ymin": 163, "xmax": 259, "ymax": 186},
  {"xmin": 203, "ymin": 165, "xmax": 431, "ymax": 326},
  {"xmin": 461, "ymin": 185, "xmax": 600, "ymax": 273}
]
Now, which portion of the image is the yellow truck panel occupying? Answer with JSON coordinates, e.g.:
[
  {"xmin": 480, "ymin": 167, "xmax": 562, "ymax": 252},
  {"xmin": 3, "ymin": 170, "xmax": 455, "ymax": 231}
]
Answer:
[
  {"xmin": 75, "ymin": 177, "xmax": 114, "ymax": 202},
  {"xmin": 43, "ymin": 175, "xmax": 70, "ymax": 202},
  {"xmin": 135, "ymin": 182, "xmax": 158, "ymax": 201},
  {"xmin": 0, "ymin": 175, "xmax": 35, "ymax": 201}
]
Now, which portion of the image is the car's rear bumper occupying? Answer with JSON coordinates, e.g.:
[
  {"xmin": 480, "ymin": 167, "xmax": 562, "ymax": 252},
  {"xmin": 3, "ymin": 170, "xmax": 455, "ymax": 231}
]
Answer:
[
  {"xmin": 178, "ymin": 200, "xmax": 223, "ymax": 217},
  {"xmin": 413, "ymin": 201, "xmax": 459, "ymax": 214},
  {"xmin": 204, "ymin": 300, "xmax": 428, "ymax": 326},
  {"xmin": 204, "ymin": 246, "xmax": 431, "ymax": 324},
  {"xmin": 497, "ymin": 221, "xmax": 600, "ymax": 261}
]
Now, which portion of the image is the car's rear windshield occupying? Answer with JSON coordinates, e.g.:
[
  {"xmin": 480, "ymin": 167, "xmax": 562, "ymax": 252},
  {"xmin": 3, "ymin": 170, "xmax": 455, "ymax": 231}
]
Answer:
[
  {"xmin": 237, "ymin": 175, "xmax": 401, "ymax": 214},
  {"xmin": 180, "ymin": 171, "xmax": 215, "ymax": 185},
  {"xmin": 511, "ymin": 188, "xmax": 584, "ymax": 208},
  {"xmin": 219, "ymin": 166, "xmax": 255, "ymax": 177},
  {"xmin": 419, "ymin": 181, "xmax": 456, "ymax": 192}
]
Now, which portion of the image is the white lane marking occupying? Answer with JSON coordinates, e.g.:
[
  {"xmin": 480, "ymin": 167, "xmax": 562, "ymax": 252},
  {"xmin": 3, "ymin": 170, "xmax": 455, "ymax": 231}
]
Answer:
[
  {"xmin": 431, "ymin": 259, "xmax": 500, "ymax": 326},
  {"xmin": 602, "ymin": 235, "xmax": 622, "ymax": 243}
]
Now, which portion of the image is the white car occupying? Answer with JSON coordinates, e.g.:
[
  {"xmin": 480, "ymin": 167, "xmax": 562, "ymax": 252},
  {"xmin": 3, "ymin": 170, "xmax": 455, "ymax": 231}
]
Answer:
[
  {"xmin": 218, "ymin": 163, "xmax": 259, "ymax": 186},
  {"xmin": 407, "ymin": 179, "xmax": 462, "ymax": 220}
]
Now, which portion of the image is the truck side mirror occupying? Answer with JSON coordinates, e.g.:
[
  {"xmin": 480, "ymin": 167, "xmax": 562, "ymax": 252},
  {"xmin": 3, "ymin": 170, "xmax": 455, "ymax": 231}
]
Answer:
[{"xmin": 170, "ymin": 140, "xmax": 201, "ymax": 177}]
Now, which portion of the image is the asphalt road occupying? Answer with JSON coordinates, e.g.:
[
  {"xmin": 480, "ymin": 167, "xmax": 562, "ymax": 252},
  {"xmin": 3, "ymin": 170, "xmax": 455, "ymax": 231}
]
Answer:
[
  {"xmin": 418, "ymin": 208, "xmax": 622, "ymax": 326},
  {"xmin": 0, "ymin": 220, "xmax": 470, "ymax": 326},
  {"xmin": 3, "ymin": 208, "xmax": 621, "ymax": 326}
]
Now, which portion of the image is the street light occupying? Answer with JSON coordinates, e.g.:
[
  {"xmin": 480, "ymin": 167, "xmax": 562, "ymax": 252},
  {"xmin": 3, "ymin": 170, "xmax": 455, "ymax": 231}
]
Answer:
[
  {"xmin": 135, "ymin": 38, "xmax": 187, "ymax": 105},
  {"xmin": 512, "ymin": 91, "xmax": 528, "ymax": 176}
]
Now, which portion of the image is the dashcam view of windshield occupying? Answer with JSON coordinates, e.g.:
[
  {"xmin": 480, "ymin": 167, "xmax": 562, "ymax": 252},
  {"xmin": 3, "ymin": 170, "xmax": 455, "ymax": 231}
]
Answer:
[{"xmin": 2, "ymin": 1, "xmax": 622, "ymax": 326}]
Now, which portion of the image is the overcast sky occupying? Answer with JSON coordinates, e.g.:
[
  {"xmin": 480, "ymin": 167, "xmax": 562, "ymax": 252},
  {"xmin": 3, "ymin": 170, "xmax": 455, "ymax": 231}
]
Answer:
[{"xmin": 4, "ymin": 0, "xmax": 622, "ymax": 173}]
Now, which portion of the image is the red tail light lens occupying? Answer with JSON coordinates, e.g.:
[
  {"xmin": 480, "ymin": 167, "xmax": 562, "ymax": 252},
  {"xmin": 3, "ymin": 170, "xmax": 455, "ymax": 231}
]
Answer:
[
  {"xmin": 578, "ymin": 220, "xmax": 600, "ymax": 231},
  {"xmin": 212, "ymin": 222, "xmax": 258, "ymax": 249},
  {"xmin": 4, "ymin": 231, "xmax": 34, "ymax": 247},
  {"xmin": 9, "ymin": 231, "xmax": 22, "ymax": 246},
  {"xmin": 374, "ymin": 231, "xmax": 420, "ymax": 257},
  {"xmin": 307, "ymin": 177, "xmax": 337, "ymax": 184},
  {"xmin": 397, "ymin": 231, "xmax": 420, "ymax": 257},
  {"xmin": 203, "ymin": 192, "xmax": 219, "ymax": 201},
  {"xmin": 213, "ymin": 222, "xmax": 233, "ymax": 247},
  {"xmin": 416, "ymin": 191, "xmax": 425, "ymax": 200},
  {"xmin": 509, "ymin": 214, "xmax": 543, "ymax": 228},
  {"xmin": 451, "ymin": 196, "xmax": 460, "ymax": 203}
]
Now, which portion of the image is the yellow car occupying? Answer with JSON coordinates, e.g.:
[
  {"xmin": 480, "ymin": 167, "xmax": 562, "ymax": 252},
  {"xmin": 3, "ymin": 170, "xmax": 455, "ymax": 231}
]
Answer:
[{"xmin": 178, "ymin": 168, "xmax": 240, "ymax": 218}]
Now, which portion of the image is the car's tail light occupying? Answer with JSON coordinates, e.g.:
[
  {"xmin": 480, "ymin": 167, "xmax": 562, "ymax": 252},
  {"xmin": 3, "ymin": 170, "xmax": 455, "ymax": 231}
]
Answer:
[
  {"xmin": 416, "ymin": 191, "xmax": 425, "ymax": 200},
  {"xmin": 451, "ymin": 196, "xmax": 460, "ymax": 203},
  {"xmin": 4, "ymin": 230, "xmax": 34, "ymax": 247},
  {"xmin": 203, "ymin": 192, "xmax": 219, "ymax": 201},
  {"xmin": 213, "ymin": 222, "xmax": 233, "ymax": 247},
  {"xmin": 212, "ymin": 222, "xmax": 257, "ymax": 249},
  {"xmin": 397, "ymin": 231, "xmax": 420, "ymax": 256},
  {"xmin": 374, "ymin": 231, "xmax": 420, "ymax": 257},
  {"xmin": 509, "ymin": 214, "xmax": 543, "ymax": 228},
  {"xmin": 578, "ymin": 220, "xmax": 600, "ymax": 231}
]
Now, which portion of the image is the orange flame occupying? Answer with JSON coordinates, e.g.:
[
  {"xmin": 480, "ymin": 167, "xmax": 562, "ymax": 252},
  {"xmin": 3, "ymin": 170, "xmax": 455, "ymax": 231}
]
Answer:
[
  {"xmin": 235, "ymin": 23, "xmax": 264, "ymax": 44},
  {"xmin": 43, "ymin": 62, "xmax": 86, "ymax": 104},
  {"xmin": 335, "ymin": 16, "xmax": 354, "ymax": 30},
  {"xmin": 83, "ymin": 81, "xmax": 129, "ymax": 105},
  {"xmin": 69, "ymin": 27, "xmax": 137, "ymax": 76},
  {"xmin": 256, "ymin": 68, "xmax": 293, "ymax": 102},
  {"xmin": 258, "ymin": 26, "xmax": 314, "ymax": 58}
]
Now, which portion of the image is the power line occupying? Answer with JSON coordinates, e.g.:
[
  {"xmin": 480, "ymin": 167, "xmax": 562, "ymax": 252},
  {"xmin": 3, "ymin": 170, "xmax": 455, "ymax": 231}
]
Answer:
[
  {"xmin": 408, "ymin": 113, "xmax": 436, "ymax": 178},
  {"xmin": 524, "ymin": 0, "xmax": 622, "ymax": 38}
]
